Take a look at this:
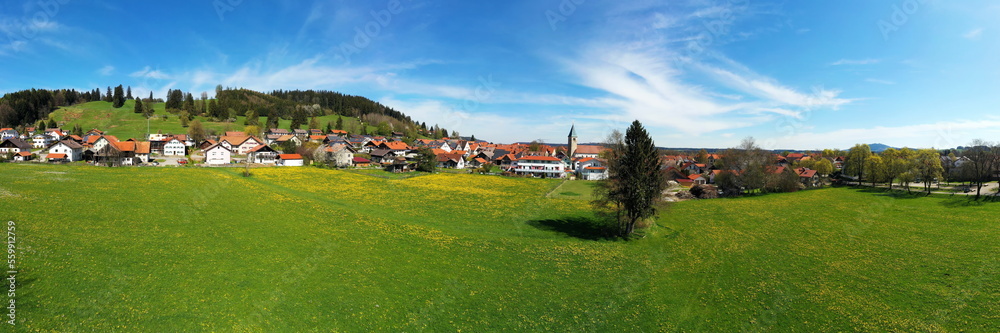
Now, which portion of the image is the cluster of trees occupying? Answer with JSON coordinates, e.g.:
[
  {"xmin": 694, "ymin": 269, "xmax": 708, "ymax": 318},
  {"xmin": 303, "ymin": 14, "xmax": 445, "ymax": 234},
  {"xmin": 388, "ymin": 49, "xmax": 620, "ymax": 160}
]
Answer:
[
  {"xmin": 0, "ymin": 88, "xmax": 105, "ymax": 128},
  {"xmin": 843, "ymin": 144, "xmax": 945, "ymax": 195},
  {"xmin": 710, "ymin": 138, "xmax": 830, "ymax": 196},
  {"xmin": 943, "ymin": 140, "xmax": 1000, "ymax": 199}
]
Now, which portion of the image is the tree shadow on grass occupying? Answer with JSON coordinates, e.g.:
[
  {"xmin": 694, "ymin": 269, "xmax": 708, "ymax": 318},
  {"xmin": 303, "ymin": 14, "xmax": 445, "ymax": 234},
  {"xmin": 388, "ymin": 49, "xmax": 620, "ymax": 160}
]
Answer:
[
  {"xmin": 852, "ymin": 187, "xmax": 924, "ymax": 199},
  {"xmin": 526, "ymin": 217, "xmax": 619, "ymax": 241},
  {"xmin": 938, "ymin": 195, "xmax": 1000, "ymax": 208}
]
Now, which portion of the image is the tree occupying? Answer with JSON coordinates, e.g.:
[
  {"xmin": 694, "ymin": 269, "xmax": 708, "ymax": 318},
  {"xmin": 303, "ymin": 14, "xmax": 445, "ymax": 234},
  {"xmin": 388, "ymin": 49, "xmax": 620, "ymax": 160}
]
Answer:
[
  {"xmin": 865, "ymin": 154, "xmax": 887, "ymax": 187},
  {"xmin": 595, "ymin": 121, "xmax": 665, "ymax": 237},
  {"xmin": 134, "ymin": 98, "xmax": 144, "ymax": 114},
  {"xmin": 200, "ymin": 92, "xmax": 209, "ymax": 116},
  {"xmin": 179, "ymin": 111, "xmax": 190, "ymax": 128},
  {"xmin": 814, "ymin": 158, "xmax": 834, "ymax": 178},
  {"xmin": 470, "ymin": 134, "xmax": 477, "ymax": 142},
  {"xmin": 845, "ymin": 144, "xmax": 871, "ymax": 185},
  {"xmin": 244, "ymin": 125, "xmax": 261, "ymax": 137},
  {"xmin": 208, "ymin": 99, "xmax": 222, "ymax": 120},
  {"xmin": 126, "ymin": 86, "xmax": 133, "ymax": 100},
  {"xmin": 188, "ymin": 120, "xmax": 206, "ymax": 143},
  {"xmin": 335, "ymin": 116, "xmax": 343, "ymax": 130},
  {"xmin": 415, "ymin": 147, "xmax": 437, "ymax": 172},
  {"xmin": 309, "ymin": 117, "xmax": 321, "ymax": 130},
  {"xmin": 695, "ymin": 149, "xmax": 709, "ymax": 165},
  {"xmin": 105, "ymin": 86, "xmax": 112, "ymax": 102},
  {"xmin": 962, "ymin": 140, "xmax": 997, "ymax": 200},
  {"xmin": 184, "ymin": 92, "xmax": 195, "ymax": 113},
  {"xmin": 914, "ymin": 149, "xmax": 944, "ymax": 194},
  {"xmin": 244, "ymin": 110, "xmax": 258, "ymax": 126},
  {"xmin": 112, "ymin": 85, "xmax": 125, "ymax": 108},
  {"xmin": 717, "ymin": 138, "xmax": 770, "ymax": 194},
  {"xmin": 47, "ymin": 118, "xmax": 57, "ymax": 129}
]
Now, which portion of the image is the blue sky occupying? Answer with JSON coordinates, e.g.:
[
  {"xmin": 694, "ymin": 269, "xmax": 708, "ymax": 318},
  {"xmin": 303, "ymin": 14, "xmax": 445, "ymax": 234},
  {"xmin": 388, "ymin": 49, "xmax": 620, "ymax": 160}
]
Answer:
[{"xmin": 1, "ymin": 0, "xmax": 998, "ymax": 149}]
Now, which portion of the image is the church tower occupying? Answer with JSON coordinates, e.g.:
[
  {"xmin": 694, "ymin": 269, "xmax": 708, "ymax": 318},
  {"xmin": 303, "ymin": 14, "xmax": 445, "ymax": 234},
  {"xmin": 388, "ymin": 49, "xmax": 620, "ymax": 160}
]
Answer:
[{"xmin": 568, "ymin": 123, "xmax": 578, "ymax": 158}]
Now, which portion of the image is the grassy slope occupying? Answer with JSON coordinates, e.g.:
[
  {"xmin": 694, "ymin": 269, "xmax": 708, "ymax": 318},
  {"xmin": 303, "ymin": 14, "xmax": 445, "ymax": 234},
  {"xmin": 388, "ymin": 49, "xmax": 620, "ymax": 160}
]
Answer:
[
  {"xmin": 49, "ymin": 101, "xmax": 376, "ymax": 140},
  {"xmin": 0, "ymin": 164, "xmax": 997, "ymax": 331}
]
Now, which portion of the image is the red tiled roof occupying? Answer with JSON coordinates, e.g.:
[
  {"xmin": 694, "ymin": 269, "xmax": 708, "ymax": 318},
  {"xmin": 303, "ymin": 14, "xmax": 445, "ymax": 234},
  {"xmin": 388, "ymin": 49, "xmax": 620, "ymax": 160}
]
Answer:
[
  {"xmin": 574, "ymin": 145, "xmax": 604, "ymax": 155},
  {"xmin": 16, "ymin": 152, "xmax": 31, "ymax": 157},
  {"xmin": 47, "ymin": 153, "xmax": 67, "ymax": 159},
  {"xmin": 353, "ymin": 157, "xmax": 371, "ymax": 163},
  {"xmin": 584, "ymin": 166, "xmax": 606, "ymax": 170},
  {"xmin": 688, "ymin": 174, "xmax": 704, "ymax": 180},
  {"xmin": 278, "ymin": 154, "xmax": 302, "ymax": 160}
]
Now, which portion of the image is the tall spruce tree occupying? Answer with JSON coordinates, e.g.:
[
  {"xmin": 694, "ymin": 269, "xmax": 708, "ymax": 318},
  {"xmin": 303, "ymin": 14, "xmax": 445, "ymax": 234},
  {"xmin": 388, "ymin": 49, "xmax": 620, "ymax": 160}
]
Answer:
[
  {"xmin": 596, "ymin": 120, "xmax": 665, "ymax": 237},
  {"xmin": 112, "ymin": 85, "xmax": 125, "ymax": 108},
  {"xmin": 134, "ymin": 97, "xmax": 144, "ymax": 114}
]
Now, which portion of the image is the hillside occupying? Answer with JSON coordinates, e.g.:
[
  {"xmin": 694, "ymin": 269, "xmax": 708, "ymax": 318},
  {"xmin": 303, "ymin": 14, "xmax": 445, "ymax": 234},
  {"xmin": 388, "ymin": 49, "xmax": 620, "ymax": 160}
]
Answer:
[
  {"xmin": 48, "ymin": 100, "xmax": 375, "ymax": 140},
  {"xmin": 1, "ymin": 164, "xmax": 996, "ymax": 331}
]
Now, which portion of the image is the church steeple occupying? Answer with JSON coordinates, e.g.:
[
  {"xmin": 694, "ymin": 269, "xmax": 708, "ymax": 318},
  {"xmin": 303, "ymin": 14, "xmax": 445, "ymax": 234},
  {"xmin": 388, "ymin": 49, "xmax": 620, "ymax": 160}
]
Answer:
[{"xmin": 568, "ymin": 123, "xmax": 578, "ymax": 157}]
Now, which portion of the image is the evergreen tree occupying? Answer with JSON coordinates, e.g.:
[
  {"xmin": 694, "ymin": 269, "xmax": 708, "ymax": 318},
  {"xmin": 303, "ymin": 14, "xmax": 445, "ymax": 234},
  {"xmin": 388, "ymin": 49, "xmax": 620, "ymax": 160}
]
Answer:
[
  {"xmin": 595, "ymin": 120, "xmax": 665, "ymax": 237},
  {"xmin": 134, "ymin": 98, "xmax": 144, "ymax": 114},
  {"xmin": 208, "ymin": 99, "xmax": 221, "ymax": 120},
  {"xmin": 335, "ymin": 116, "xmax": 343, "ymax": 130},
  {"xmin": 309, "ymin": 117, "xmax": 321, "ymax": 130},
  {"xmin": 112, "ymin": 85, "xmax": 125, "ymax": 108},
  {"xmin": 105, "ymin": 86, "xmax": 112, "ymax": 102},
  {"xmin": 148, "ymin": 91, "xmax": 154, "ymax": 101},
  {"xmin": 47, "ymin": 118, "xmax": 57, "ymax": 129},
  {"xmin": 415, "ymin": 147, "xmax": 437, "ymax": 172},
  {"xmin": 126, "ymin": 86, "xmax": 133, "ymax": 100}
]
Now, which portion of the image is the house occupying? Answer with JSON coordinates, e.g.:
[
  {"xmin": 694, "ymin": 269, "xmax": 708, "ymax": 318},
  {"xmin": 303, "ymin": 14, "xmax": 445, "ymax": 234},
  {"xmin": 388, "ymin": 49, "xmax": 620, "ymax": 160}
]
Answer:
[
  {"xmin": 687, "ymin": 174, "xmax": 707, "ymax": 185},
  {"xmin": 203, "ymin": 144, "xmax": 232, "ymax": 165},
  {"xmin": 12, "ymin": 151, "xmax": 33, "ymax": 162},
  {"xmin": 495, "ymin": 154, "xmax": 517, "ymax": 169},
  {"xmin": 273, "ymin": 135, "xmax": 302, "ymax": 147},
  {"xmin": 95, "ymin": 141, "xmax": 140, "ymax": 166},
  {"xmin": 308, "ymin": 135, "xmax": 326, "ymax": 143},
  {"xmin": 0, "ymin": 138, "xmax": 32, "ymax": 155},
  {"xmin": 352, "ymin": 157, "xmax": 372, "ymax": 167},
  {"xmin": 292, "ymin": 129, "xmax": 308, "ymax": 138},
  {"xmin": 468, "ymin": 157, "xmax": 488, "ymax": 169},
  {"xmin": 385, "ymin": 157, "xmax": 412, "ymax": 173},
  {"xmin": 47, "ymin": 153, "xmax": 68, "ymax": 163},
  {"xmin": 576, "ymin": 158, "xmax": 608, "ymax": 181},
  {"xmin": 797, "ymin": 167, "xmax": 819, "ymax": 187},
  {"xmin": 219, "ymin": 135, "xmax": 263, "ymax": 155},
  {"xmin": 32, "ymin": 133, "xmax": 54, "ymax": 149},
  {"xmin": 512, "ymin": 156, "xmax": 566, "ymax": 178},
  {"xmin": 248, "ymin": 145, "xmax": 279, "ymax": 164},
  {"xmin": 277, "ymin": 154, "xmax": 304, "ymax": 166},
  {"xmin": 329, "ymin": 129, "xmax": 348, "ymax": 137},
  {"xmin": 163, "ymin": 138, "xmax": 187, "ymax": 156},
  {"xmin": 91, "ymin": 135, "xmax": 120, "ymax": 153},
  {"xmin": 437, "ymin": 153, "xmax": 466, "ymax": 169},
  {"xmin": 267, "ymin": 128, "xmax": 290, "ymax": 137},
  {"xmin": 0, "ymin": 128, "xmax": 18, "ymax": 141},
  {"xmin": 45, "ymin": 140, "xmax": 84, "ymax": 162},
  {"xmin": 370, "ymin": 149, "xmax": 397, "ymax": 164},
  {"xmin": 316, "ymin": 144, "xmax": 354, "ymax": 167}
]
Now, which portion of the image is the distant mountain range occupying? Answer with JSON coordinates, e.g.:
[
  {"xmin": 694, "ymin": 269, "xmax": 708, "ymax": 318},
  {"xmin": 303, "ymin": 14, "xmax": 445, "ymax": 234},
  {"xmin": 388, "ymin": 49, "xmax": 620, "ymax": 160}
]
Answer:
[{"xmin": 867, "ymin": 143, "xmax": 897, "ymax": 153}]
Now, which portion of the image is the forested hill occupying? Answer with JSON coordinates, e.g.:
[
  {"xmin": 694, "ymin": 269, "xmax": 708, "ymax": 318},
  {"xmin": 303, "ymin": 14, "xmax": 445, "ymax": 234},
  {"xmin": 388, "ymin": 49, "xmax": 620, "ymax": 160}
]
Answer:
[{"xmin": 0, "ymin": 87, "xmax": 448, "ymax": 138}]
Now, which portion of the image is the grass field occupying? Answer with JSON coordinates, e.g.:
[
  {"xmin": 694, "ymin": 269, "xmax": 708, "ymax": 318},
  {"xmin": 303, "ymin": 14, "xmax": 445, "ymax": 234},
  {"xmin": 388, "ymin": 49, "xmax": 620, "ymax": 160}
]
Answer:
[
  {"xmin": 48, "ymin": 101, "xmax": 377, "ymax": 140},
  {"xmin": 548, "ymin": 180, "xmax": 599, "ymax": 201},
  {"xmin": 0, "ymin": 164, "xmax": 998, "ymax": 331}
]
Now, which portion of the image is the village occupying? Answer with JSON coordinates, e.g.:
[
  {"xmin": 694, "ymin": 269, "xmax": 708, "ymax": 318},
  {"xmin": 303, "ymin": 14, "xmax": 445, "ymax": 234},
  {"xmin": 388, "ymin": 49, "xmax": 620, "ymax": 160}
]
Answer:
[{"xmin": 0, "ymin": 124, "xmax": 831, "ymax": 191}]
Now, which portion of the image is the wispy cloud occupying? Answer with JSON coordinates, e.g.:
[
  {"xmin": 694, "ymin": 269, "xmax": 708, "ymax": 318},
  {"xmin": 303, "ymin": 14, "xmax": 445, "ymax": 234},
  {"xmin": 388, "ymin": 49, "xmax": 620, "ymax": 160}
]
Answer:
[
  {"xmin": 770, "ymin": 120, "xmax": 1000, "ymax": 150},
  {"xmin": 130, "ymin": 66, "xmax": 171, "ymax": 80},
  {"xmin": 830, "ymin": 58, "xmax": 881, "ymax": 66},
  {"xmin": 963, "ymin": 28, "xmax": 983, "ymax": 40},
  {"xmin": 97, "ymin": 65, "xmax": 115, "ymax": 76}
]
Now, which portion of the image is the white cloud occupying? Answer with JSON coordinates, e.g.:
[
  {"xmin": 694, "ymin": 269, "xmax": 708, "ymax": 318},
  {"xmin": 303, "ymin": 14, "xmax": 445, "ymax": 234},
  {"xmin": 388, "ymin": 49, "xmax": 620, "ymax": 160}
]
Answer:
[
  {"xmin": 130, "ymin": 66, "xmax": 171, "ymax": 80},
  {"xmin": 98, "ymin": 65, "xmax": 114, "ymax": 76},
  {"xmin": 963, "ymin": 28, "xmax": 983, "ymax": 40},
  {"xmin": 830, "ymin": 58, "xmax": 881, "ymax": 66}
]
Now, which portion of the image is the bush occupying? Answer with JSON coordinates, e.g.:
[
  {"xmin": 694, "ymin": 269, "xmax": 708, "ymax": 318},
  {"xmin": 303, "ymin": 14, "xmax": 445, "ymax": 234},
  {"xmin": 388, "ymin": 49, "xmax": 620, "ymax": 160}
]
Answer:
[
  {"xmin": 691, "ymin": 184, "xmax": 718, "ymax": 199},
  {"xmin": 676, "ymin": 191, "xmax": 696, "ymax": 200}
]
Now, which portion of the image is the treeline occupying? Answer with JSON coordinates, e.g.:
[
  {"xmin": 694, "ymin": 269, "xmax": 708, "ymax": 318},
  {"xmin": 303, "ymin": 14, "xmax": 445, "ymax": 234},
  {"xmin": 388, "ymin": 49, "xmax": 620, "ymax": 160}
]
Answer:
[
  {"xmin": 269, "ymin": 89, "xmax": 413, "ymax": 124},
  {"xmin": 843, "ymin": 141, "xmax": 1000, "ymax": 199},
  {"xmin": 709, "ymin": 138, "xmax": 833, "ymax": 196},
  {"xmin": 0, "ymin": 88, "xmax": 106, "ymax": 128}
]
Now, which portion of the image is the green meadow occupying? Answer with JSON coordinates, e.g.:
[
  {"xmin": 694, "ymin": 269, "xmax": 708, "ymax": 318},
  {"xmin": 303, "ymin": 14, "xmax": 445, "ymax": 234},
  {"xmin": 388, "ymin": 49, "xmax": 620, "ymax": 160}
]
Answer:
[
  {"xmin": 47, "ymin": 101, "xmax": 375, "ymax": 140},
  {"xmin": 0, "ymin": 164, "xmax": 997, "ymax": 331}
]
